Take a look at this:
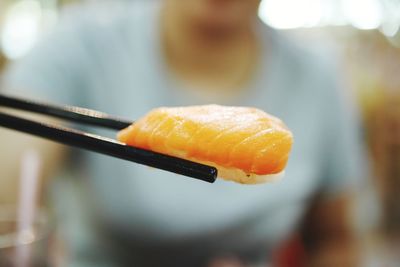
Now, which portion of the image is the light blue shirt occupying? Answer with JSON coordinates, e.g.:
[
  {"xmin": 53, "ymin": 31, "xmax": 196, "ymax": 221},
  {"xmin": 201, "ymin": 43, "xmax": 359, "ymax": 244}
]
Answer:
[{"xmin": 2, "ymin": 1, "xmax": 366, "ymax": 264}]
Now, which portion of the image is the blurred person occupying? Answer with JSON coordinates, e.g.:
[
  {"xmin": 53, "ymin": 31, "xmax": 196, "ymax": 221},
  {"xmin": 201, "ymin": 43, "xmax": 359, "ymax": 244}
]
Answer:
[{"xmin": 0, "ymin": 0, "xmax": 366, "ymax": 266}]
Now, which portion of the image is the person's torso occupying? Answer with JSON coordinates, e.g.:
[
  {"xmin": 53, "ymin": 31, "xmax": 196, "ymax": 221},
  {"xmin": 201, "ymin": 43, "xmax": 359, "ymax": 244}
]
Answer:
[{"xmin": 62, "ymin": 1, "xmax": 328, "ymax": 252}]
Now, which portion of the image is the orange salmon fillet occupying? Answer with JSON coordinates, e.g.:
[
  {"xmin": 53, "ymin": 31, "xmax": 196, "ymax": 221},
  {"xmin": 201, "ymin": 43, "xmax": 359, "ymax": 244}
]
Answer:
[{"xmin": 117, "ymin": 105, "xmax": 293, "ymax": 182}]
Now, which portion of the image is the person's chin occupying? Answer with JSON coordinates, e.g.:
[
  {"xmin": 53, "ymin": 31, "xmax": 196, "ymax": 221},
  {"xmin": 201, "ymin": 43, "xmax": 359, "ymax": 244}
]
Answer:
[{"xmin": 191, "ymin": 23, "xmax": 238, "ymax": 42}]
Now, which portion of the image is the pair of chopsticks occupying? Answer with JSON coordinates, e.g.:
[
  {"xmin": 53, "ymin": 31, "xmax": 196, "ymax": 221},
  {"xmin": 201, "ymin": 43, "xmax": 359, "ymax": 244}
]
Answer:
[{"xmin": 0, "ymin": 94, "xmax": 217, "ymax": 183}]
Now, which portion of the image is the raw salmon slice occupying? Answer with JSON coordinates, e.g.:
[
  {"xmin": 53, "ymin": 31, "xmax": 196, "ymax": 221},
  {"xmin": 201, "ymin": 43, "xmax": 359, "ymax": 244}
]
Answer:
[{"xmin": 117, "ymin": 105, "xmax": 293, "ymax": 184}]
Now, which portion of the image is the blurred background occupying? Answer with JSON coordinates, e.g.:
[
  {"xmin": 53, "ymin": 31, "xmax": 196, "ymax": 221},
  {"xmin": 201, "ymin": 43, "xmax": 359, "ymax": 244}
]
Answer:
[{"xmin": 0, "ymin": 0, "xmax": 399, "ymax": 266}]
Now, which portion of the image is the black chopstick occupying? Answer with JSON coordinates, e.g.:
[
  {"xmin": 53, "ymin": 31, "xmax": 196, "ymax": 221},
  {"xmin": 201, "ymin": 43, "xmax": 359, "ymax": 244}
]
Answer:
[
  {"xmin": 0, "ymin": 94, "xmax": 217, "ymax": 183},
  {"xmin": 0, "ymin": 94, "xmax": 132, "ymax": 130}
]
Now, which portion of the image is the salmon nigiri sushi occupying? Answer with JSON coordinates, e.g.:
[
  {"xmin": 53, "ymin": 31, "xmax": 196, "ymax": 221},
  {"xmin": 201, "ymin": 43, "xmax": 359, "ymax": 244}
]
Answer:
[{"xmin": 117, "ymin": 105, "xmax": 293, "ymax": 184}]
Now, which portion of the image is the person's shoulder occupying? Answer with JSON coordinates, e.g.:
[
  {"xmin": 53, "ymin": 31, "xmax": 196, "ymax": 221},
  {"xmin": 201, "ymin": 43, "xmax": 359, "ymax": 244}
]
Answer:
[
  {"xmin": 267, "ymin": 28, "xmax": 351, "ymax": 109},
  {"xmin": 268, "ymin": 28, "xmax": 339, "ymax": 81},
  {"xmin": 54, "ymin": 1, "xmax": 159, "ymax": 37}
]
